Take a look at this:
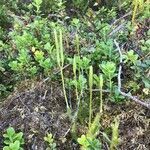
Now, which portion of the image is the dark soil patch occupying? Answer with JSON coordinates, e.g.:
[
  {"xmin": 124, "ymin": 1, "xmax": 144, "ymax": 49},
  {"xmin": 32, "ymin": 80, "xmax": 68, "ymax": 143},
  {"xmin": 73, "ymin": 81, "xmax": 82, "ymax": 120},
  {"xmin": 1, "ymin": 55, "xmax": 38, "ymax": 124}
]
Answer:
[
  {"xmin": 0, "ymin": 80, "xmax": 78, "ymax": 150},
  {"xmin": 102, "ymin": 102, "xmax": 150, "ymax": 150},
  {"xmin": 0, "ymin": 80, "xmax": 150, "ymax": 150},
  {"xmin": 118, "ymin": 104, "xmax": 150, "ymax": 150}
]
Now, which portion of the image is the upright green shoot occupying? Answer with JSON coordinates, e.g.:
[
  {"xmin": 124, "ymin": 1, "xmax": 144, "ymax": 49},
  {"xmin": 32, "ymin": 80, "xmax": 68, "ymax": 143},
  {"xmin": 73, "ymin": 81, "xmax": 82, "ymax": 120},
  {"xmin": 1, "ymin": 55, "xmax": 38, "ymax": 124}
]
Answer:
[
  {"xmin": 73, "ymin": 56, "xmax": 79, "ymax": 101},
  {"xmin": 110, "ymin": 118, "xmax": 120, "ymax": 150},
  {"xmin": 59, "ymin": 29, "xmax": 64, "ymax": 67},
  {"xmin": 132, "ymin": 0, "xmax": 144, "ymax": 25},
  {"xmin": 54, "ymin": 30, "xmax": 60, "ymax": 67},
  {"xmin": 32, "ymin": 0, "xmax": 42, "ymax": 14},
  {"xmin": 109, "ymin": 74, "xmax": 113, "ymax": 95},
  {"xmin": 89, "ymin": 66, "xmax": 93, "ymax": 128},
  {"xmin": 75, "ymin": 33, "xmax": 80, "ymax": 56},
  {"xmin": 54, "ymin": 29, "xmax": 70, "ymax": 113},
  {"xmin": 71, "ymin": 56, "xmax": 80, "ymax": 139},
  {"xmin": 99, "ymin": 74, "xmax": 103, "ymax": 114}
]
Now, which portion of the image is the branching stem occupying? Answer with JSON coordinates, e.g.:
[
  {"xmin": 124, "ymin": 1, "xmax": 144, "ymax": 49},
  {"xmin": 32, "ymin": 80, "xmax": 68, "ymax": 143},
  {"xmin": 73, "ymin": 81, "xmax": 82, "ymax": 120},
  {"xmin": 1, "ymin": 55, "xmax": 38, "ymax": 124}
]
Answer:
[{"xmin": 114, "ymin": 39, "xmax": 150, "ymax": 109}]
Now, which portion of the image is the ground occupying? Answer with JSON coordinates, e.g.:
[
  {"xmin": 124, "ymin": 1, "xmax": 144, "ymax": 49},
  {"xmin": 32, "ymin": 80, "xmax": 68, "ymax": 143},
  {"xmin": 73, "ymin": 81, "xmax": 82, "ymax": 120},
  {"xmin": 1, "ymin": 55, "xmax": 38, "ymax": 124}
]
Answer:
[{"xmin": 0, "ymin": 80, "xmax": 149, "ymax": 150}]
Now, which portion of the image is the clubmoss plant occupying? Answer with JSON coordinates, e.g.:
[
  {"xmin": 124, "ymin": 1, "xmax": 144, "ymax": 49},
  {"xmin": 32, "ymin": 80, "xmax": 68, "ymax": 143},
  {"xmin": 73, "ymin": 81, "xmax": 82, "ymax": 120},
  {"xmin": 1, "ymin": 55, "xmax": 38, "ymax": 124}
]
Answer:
[
  {"xmin": 71, "ymin": 55, "xmax": 80, "ymax": 139},
  {"xmin": 99, "ymin": 74, "xmax": 103, "ymax": 114},
  {"xmin": 87, "ymin": 114, "xmax": 100, "ymax": 139},
  {"xmin": 77, "ymin": 134, "xmax": 101, "ymax": 150},
  {"xmin": 77, "ymin": 114, "xmax": 101, "ymax": 150},
  {"xmin": 93, "ymin": 74, "xmax": 104, "ymax": 114},
  {"xmin": 75, "ymin": 33, "xmax": 80, "ymax": 56},
  {"xmin": 89, "ymin": 66, "xmax": 93, "ymax": 128},
  {"xmin": 54, "ymin": 29, "xmax": 70, "ymax": 114},
  {"xmin": 132, "ymin": 0, "xmax": 144, "ymax": 24},
  {"xmin": 67, "ymin": 56, "xmax": 89, "ymax": 96},
  {"xmin": 73, "ymin": 56, "xmax": 79, "ymax": 101},
  {"xmin": 110, "ymin": 118, "xmax": 120, "ymax": 150}
]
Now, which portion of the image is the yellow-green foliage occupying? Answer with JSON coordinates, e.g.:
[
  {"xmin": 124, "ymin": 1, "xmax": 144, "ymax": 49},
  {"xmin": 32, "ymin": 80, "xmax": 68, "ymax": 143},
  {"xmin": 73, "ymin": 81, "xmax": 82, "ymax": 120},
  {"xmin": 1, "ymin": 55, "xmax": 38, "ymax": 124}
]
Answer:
[
  {"xmin": 54, "ymin": 29, "xmax": 70, "ymax": 112},
  {"xmin": 87, "ymin": 113, "xmax": 100, "ymax": 139},
  {"xmin": 89, "ymin": 66, "xmax": 93, "ymax": 128},
  {"xmin": 110, "ymin": 118, "xmax": 120, "ymax": 150},
  {"xmin": 132, "ymin": 0, "xmax": 144, "ymax": 24}
]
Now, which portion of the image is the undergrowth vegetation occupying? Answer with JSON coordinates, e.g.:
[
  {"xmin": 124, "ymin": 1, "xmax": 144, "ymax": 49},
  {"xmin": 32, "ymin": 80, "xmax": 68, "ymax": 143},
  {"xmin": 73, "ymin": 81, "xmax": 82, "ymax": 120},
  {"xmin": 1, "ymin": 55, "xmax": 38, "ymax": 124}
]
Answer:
[{"xmin": 0, "ymin": 0, "xmax": 149, "ymax": 149}]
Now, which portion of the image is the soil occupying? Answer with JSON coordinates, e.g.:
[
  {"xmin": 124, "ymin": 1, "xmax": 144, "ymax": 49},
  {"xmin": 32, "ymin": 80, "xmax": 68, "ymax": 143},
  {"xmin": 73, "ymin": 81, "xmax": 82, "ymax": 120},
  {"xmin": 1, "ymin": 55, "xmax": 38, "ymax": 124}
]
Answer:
[
  {"xmin": 0, "ymin": 80, "xmax": 150, "ymax": 150},
  {"xmin": 103, "ymin": 103, "xmax": 150, "ymax": 150},
  {"xmin": 0, "ymin": 80, "xmax": 78, "ymax": 150}
]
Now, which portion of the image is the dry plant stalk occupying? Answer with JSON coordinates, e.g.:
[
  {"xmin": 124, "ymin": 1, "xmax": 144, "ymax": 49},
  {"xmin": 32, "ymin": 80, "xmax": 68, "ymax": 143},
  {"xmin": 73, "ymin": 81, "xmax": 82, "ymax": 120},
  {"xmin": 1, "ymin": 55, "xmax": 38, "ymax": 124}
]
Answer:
[{"xmin": 114, "ymin": 40, "xmax": 150, "ymax": 109}]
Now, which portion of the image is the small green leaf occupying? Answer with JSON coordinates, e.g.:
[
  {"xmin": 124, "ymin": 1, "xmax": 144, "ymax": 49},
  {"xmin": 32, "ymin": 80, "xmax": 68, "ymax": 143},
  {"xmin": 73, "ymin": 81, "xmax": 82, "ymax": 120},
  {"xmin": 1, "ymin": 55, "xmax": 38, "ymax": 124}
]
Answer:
[
  {"xmin": 6, "ymin": 127, "xmax": 15, "ymax": 137},
  {"xmin": 3, "ymin": 146, "xmax": 10, "ymax": 150},
  {"xmin": 14, "ymin": 132, "xmax": 23, "ymax": 141},
  {"xmin": 4, "ymin": 140, "xmax": 11, "ymax": 145},
  {"xmin": 9, "ymin": 61, "xmax": 19, "ymax": 71},
  {"xmin": 100, "ymin": 61, "xmax": 116, "ymax": 79},
  {"xmin": 77, "ymin": 135, "xmax": 89, "ymax": 147},
  {"xmin": 44, "ymin": 42, "xmax": 54, "ymax": 54},
  {"xmin": 9, "ymin": 141, "xmax": 20, "ymax": 150},
  {"xmin": 34, "ymin": 50, "xmax": 44, "ymax": 61},
  {"xmin": 3, "ymin": 134, "xmax": 9, "ymax": 138}
]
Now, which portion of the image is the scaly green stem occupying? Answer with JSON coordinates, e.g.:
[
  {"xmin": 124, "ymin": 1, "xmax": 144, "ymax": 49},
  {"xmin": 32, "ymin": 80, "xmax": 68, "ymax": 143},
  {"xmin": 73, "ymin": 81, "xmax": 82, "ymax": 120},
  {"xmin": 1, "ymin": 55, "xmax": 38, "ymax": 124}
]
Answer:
[
  {"xmin": 99, "ymin": 74, "xmax": 103, "ymax": 114},
  {"xmin": 54, "ymin": 29, "xmax": 70, "ymax": 114},
  {"xmin": 89, "ymin": 66, "xmax": 93, "ymax": 128},
  {"xmin": 60, "ymin": 67, "xmax": 69, "ymax": 110},
  {"xmin": 73, "ymin": 56, "xmax": 79, "ymax": 101},
  {"xmin": 89, "ymin": 86, "xmax": 92, "ymax": 128},
  {"xmin": 75, "ymin": 76, "xmax": 79, "ymax": 101},
  {"xmin": 75, "ymin": 33, "xmax": 80, "ymax": 56},
  {"xmin": 109, "ymin": 76, "xmax": 112, "ymax": 96},
  {"xmin": 132, "ymin": 0, "xmax": 138, "ymax": 25},
  {"xmin": 100, "ymin": 86, "xmax": 103, "ymax": 114}
]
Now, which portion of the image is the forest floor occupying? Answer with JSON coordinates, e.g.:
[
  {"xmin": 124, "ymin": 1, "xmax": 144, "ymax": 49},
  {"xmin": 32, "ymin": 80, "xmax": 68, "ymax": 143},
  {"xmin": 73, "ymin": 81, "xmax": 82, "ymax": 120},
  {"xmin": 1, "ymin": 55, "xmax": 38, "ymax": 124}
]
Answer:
[
  {"xmin": 0, "ymin": 1, "xmax": 150, "ymax": 150},
  {"xmin": 0, "ymin": 80, "xmax": 149, "ymax": 149}
]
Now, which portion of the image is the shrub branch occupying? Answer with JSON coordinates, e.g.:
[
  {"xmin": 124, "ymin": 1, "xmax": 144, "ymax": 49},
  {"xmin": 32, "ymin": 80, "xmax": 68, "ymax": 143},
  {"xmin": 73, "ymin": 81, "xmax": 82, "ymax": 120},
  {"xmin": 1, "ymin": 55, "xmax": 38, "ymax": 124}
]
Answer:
[{"xmin": 114, "ymin": 40, "xmax": 150, "ymax": 109}]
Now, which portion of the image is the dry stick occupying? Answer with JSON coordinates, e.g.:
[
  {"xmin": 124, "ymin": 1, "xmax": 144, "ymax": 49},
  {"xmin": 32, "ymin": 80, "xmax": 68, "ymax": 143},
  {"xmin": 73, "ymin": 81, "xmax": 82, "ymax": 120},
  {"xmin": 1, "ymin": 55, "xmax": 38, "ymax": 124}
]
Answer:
[
  {"xmin": 110, "ymin": 11, "xmax": 132, "ymax": 27},
  {"xmin": 108, "ymin": 11, "xmax": 132, "ymax": 37},
  {"xmin": 140, "ymin": 51, "xmax": 150, "ymax": 61},
  {"xmin": 109, "ymin": 22, "xmax": 126, "ymax": 37},
  {"xmin": 114, "ymin": 40, "xmax": 150, "ymax": 109}
]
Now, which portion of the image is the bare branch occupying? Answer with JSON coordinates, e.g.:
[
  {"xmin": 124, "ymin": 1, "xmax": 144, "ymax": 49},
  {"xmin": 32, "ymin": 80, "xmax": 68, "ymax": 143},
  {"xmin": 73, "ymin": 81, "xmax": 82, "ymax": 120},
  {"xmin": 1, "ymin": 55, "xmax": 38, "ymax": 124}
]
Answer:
[
  {"xmin": 110, "ymin": 11, "xmax": 132, "ymax": 27},
  {"xmin": 114, "ymin": 39, "xmax": 150, "ymax": 109}
]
